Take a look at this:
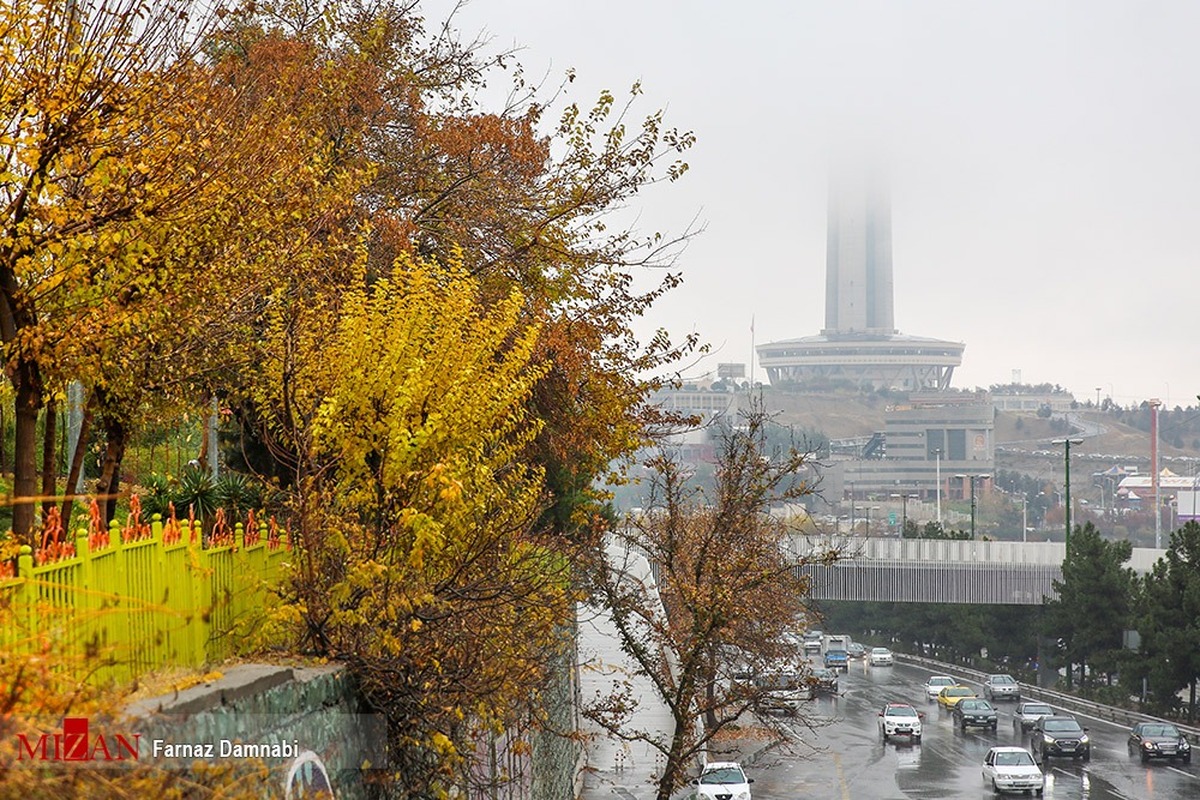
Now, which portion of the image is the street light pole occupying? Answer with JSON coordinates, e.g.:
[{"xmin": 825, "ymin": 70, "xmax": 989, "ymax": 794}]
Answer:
[
  {"xmin": 1022, "ymin": 495, "xmax": 1028, "ymax": 543},
  {"xmin": 1053, "ymin": 437, "xmax": 1084, "ymax": 549},
  {"xmin": 970, "ymin": 476, "xmax": 977, "ymax": 540},
  {"xmin": 849, "ymin": 482, "xmax": 856, "ymax": 535},
  {"xmin": 934, "ymin": 448, "xmax": 942, "ymax": 526},
  {"xmin": 956, "ymin": 473, "xmax": 989, "ymax": 539}
]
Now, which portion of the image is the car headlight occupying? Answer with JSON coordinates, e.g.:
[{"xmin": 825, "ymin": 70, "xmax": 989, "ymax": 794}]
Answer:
[
  {"xmin": 1079, "ymin": 734, "xmax": 1089, "ymax": 744},
  {"xmin": 1043, "ymin": 736, "xmax": 1055, "ymax": 745},
  {"xmin": 1143, "ymin": 741, "xmax": 1155, "ymax": 749},
  {"xmin": 1181, "ymin": 740, "xmax": 1191, "ymax": 750}
]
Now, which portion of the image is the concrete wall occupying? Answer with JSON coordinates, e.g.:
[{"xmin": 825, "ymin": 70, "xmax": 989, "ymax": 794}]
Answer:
[
  {"xmin": 128, "ymin": 664, "xmax": 385, "ymax": 799},
  {"xmin": 128, "ymin": 659, "xmax": 583, "ymax": 800}
]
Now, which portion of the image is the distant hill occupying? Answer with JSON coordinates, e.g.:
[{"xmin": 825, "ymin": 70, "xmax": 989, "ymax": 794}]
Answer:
[{"xmin": 759, "ymin": 388, "xmax": 1199, "ymax": 463}]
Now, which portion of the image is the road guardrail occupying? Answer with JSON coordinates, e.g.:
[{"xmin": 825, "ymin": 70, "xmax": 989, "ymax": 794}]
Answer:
[{"xmin": 896, "ymin": 652, "xmax": 1200, "ymax": 744}]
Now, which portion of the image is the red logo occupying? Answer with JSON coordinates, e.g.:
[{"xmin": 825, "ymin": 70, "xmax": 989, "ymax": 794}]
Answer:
[{"xmin": 16, "ymin": 717, "xmax": 139, "ymax": 762}]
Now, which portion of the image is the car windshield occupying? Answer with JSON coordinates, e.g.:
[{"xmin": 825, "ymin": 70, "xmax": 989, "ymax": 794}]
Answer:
[
  {"xmin": 700, "ymin": 767, "xmax": 745, "ymax": 785},
  {"xmin": 929, "ymin": 677, "xmax": 954, "ymax": 686},
  {"xmin": 947, "ymin": 687, "xmax": 973, "ymax": 697},
  {"xmin": 886, "ymin": 706, "xmax": 917, "ymax": 717},
  {"xmin": 991, "ymin": 675, "xmax": 1015, "ymax": 685},
  {"xmin": 961, "ymin": 700, "xmax": 991, "ymax": 710},
  {"xmin": 873, "ymin": 648, "xmax": 889, "ymax": 654},
  {"xmin": 1043, "ymin": 720, "xmax": 1082, "ymax": 733},
  {"xmin": 1141, "ymin": 724, "xmax": 1181, "ymax": 737},
  {"xmin": 1023, "ymin": 704, "xmax": 1053, "ymax": 715},
  {"xmin": 995, "ymin": 751, "xmax": 1036, "ymax": 767}
]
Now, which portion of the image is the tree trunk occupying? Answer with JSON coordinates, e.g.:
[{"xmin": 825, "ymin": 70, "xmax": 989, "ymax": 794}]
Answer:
[
  {"xmin": 40, "ymin": 398, "xmax": 57, "ymax": 521},
  {"xmin": 97, "ymin": 416, "xmax": 127, "ymax": 524},
  {"xmin": 657, "ymin": 711, "xmax": 692, "ymax": 800},
  {"xmin": 60, "ymin": 394, "xmax": 96, "ymax": 529},
  {"xmin": 0, "ymin": 402, "xmax": 7, "ymax": 475},
  {"xmin": 11, "ymin": 360, "xmax": 43, "ymax": 545},
  {"xmin": 1190, "ymin": 679, "xmax": 1196, "ymax": 724}
]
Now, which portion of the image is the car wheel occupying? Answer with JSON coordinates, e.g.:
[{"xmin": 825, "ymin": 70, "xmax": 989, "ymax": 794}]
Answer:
[
  {"xmin": 1035, "ymin": 789, "xmax": 1043, "ymax": 797},
  {"xmin": 991, "ymin": 722, "xmax": 998, "ymax": 731},
  {"xmin": 992, "ymin": 778, "xmax": 1000, "ymax": 795},
  {"xmin": 960, "ymin": 720, "xmax": 968, "ymax": 731},
  {"xmin": 1141, "ymin": 750, "xmax": 1150, "ymax": 763},
  {"xmin": 1082, "ymin": 751, "xmax": 1091, "ymax": 762},
  {"xmin": 1183, "ymin": 754, "xmax": 1192, "ymax": 765},
  {"xmin": 914, "ymin": 734, "xmax": 922, "ymax": 743}
]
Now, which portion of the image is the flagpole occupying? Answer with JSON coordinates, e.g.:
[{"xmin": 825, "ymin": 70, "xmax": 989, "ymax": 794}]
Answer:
[{"xmin": 749, "ymin": 316, "xmax": 755, "ymax": 388}]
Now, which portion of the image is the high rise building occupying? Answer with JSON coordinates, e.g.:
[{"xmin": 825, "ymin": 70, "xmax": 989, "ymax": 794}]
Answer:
[{"xmin": 757, "ymin": 165, "xmax": 964, "ymax": 391}]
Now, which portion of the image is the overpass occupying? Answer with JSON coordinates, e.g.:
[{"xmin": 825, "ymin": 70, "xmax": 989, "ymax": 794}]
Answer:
[{"xmin": 790, "ymin": 536, "xmax": 1164, "ymax": 605}]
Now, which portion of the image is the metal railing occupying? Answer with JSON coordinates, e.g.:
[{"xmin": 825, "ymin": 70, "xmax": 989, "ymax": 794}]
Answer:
[{"xmin": 896, "ymin": 652, "xmax": 1200, "ymax": 743}]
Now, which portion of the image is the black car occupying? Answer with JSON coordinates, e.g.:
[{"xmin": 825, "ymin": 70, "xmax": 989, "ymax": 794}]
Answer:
[
  {"xmin": 953, "ymin": 698, "xmax": 998, "ymax": 731},
  {"xmin": 1128, "ymin": 721, "xmax": 1192, "ymax": 763},
  {"xmin": 812, "ymin": 667, "xmax": 839, "ymax": 694},
  {"xmin": 1030, "ymin": 716, "xmax": 1090, "ymax": 763}
]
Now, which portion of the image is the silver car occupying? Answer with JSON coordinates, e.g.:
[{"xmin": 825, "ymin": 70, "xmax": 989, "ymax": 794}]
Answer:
[
  {"xmin": 1012, "ymin": 701, "xmax": 1055, "ymax": 732},
  {"xmin": 983, "ymin": 673, "xmax": 1021, "ymax": 701}
]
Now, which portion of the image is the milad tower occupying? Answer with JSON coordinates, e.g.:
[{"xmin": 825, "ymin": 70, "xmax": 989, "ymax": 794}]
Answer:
[{"xmin": 757, "ymin": 164, "xmax": 964, "ymax": 391}]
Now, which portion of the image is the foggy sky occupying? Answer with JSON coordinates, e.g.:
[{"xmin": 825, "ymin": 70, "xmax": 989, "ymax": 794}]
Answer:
[{"xmin": 426, "ymin": 1, "xmax": 1200, "ymax": 409}]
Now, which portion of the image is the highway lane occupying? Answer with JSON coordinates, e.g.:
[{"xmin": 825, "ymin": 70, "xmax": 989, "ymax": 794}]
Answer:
[{"xmin": 745, "ymin": 658, "xmax": 1200, "ymax": 799}]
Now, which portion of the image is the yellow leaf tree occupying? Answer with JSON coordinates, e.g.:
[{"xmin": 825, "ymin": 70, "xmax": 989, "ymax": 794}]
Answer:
[{"xmin": 251, "ymin": 250, "xmax": 574, "ymax": 794}]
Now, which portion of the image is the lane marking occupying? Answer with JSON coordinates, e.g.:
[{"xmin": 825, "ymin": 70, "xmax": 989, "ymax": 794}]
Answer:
[
  {"xmin": 833, "ymin": 751, "xmax": 851, "ymax": 800},
  {"xmin": 1166, "ymin": 765, "xmax": 1199, "ymax": 780}
]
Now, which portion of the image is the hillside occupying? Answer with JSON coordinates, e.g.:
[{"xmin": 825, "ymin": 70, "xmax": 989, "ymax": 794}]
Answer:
[{"xmin": 760, "ymin": 388, "xmax": 1199, "ymax": 463}]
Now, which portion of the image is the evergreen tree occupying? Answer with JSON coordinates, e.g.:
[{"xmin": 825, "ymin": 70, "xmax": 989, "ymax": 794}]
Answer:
[
  {"xmin": 1044, "ymin": 523, "xmax": 1134, "ymax": 690},
  {"xmin": 1137, "ymin": 521, "xmax": 1200, "ymax": 721}
]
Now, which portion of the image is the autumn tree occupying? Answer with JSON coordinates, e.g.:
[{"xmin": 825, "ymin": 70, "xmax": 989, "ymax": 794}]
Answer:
[
  {"xmin": 0, "ymin": 0, "xmax": 379, "ymax": 540},
  {"xmin": 248, "ymin": 251, "xmax": 576, "ymax": 795},
  {"xmin": 214, "ymin": 0, "xmax": 700, "ymax": 542},
  {"xmin": 583, "ymin": 397, "xmax": 830, "ymax": 800}
]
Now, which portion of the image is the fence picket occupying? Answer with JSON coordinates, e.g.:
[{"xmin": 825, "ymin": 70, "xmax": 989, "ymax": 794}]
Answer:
[{"xmin": 0, "ymin": 504, "xmax": 287, "ymax": 686}]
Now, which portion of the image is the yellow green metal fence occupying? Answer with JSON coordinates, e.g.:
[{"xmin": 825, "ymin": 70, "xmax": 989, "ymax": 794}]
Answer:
[{"xmin": 0, "ymin": 506, "xmax": 291, "ymax": 685}]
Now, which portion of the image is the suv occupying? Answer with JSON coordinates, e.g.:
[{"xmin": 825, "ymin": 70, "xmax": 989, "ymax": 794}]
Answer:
[
  {"xmin": 812, "ymin": 667, "xmax": 839, "ymax": 694},
  {"xmin": 983, "ymin": 673, "xmax": 1021, "ymax": 702},
  {"xmin": 879, "ymin": 702, "xmax": 923, "ymax": 742},
  {"xmin": 953, "ymin": 698, "xmax": 998, "ymax": 731},
  {"xmin": 1030, "ymin": 716, "xmax": 1090, "ymax": 763}
]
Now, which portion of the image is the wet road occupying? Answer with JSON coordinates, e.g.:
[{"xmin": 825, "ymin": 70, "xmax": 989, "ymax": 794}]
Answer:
[{"xmin": 748, "ymin": 659, "xmax": 1200, "ymax": 799}]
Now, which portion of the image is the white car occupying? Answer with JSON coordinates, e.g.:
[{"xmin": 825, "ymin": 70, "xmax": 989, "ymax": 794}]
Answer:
[
  {"xmin": 878, "ymin": 702, "xmax": 923, "ymax": 742},
  {"xmin": 982, "ymin": 746, "xmax": 1044, "ymax": 796},
  {"xmin": 693, "ymin": 761, "xmax": 753, "ymax": 800},
  {"xmin": 923, "ymin": 675, "xmax": 957, "ymax": 701},
  {"xmin": 869, "ymin": 647, "xmax": 894, "ymax": 666}
]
